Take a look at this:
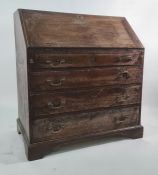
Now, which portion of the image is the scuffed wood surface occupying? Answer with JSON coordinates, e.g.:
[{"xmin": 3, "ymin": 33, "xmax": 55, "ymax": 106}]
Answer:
[
  {"xmin": 14, "ymin": 9, "xmax": 144, "ymax": 160},
  {"xmin": 28, "ymin": 50, "xmax": 143, "ymax": 69},
  {"xmin": 32, "ymin": 106, "xmax": 140, "ymax": 142},
  {"xmin": 30, "ymin": 66, "xmax": 142, "ymax": 91},
  {"xmin": 14, "ymin": 11, "xmax": 30, "ymax": 139},
  {"xmin": 30, "ymin": 85, "xmax": 141, "ymax": 116},
  {"xmin": 19, "ymin": 9, "xmax": 143, "ymax": 48}
]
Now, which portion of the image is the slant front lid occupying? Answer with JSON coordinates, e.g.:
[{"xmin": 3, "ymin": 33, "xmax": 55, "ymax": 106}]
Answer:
[{"xmin": 18, "ymin": 9, "xmax": 143, "ymax": 48}]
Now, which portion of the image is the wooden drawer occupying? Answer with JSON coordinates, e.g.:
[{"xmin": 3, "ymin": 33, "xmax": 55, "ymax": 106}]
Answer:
[
  {"xmin": 30, "ymin": 85, "xmax": 141, "ymax": 116},
  {"xmin": 30, "ymin": 66, "xmax": 142, "ymax": 91},
  {"xmin": 29, "ymin": 51, "xmax": 143, "ymax": 69},
  {"xmin": 32, "ymin": 106, "xmax": 140, "ymax": 142}
]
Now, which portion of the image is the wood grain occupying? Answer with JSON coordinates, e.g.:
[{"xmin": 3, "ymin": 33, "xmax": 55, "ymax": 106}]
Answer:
[
  {"xmin": 32, "ymin": 106, "xmax": 140, "ymax": 142},
  {"xmin": 30, "ymin": 66, "xmax": 142, "ymax": 91},
  {"xmin": 14, "ymin": 9, "xmax": 144, "ymax": 160},
  {"xmin": 30, "ymin": 85, "xmax": 141, "ymax": 116},
  {"xmin": 14, "ymin": 10, "xmax": 30, "ymax": 139},
  {"xmin": 19, "ymin": 9, "xmax": 143, "ymax": 48},
  {"xmin": 28, "ymin": 51, "xmax": 143, "ymax": 69}
]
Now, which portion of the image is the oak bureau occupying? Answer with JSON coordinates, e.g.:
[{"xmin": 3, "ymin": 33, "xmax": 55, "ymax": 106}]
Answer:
[{"xmin": 14, "ymin": 9, "xmax": 144, "ymax": 160}]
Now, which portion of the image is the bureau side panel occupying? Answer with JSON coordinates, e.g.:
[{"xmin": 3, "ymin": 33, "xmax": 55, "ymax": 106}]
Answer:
[
  {"xmin": 14, "ymin": 11, "xmax": 30, "ymax": 140},
  {"xmin": 139, "ymin": 49, "xmax": 145, "ymax": 124}
]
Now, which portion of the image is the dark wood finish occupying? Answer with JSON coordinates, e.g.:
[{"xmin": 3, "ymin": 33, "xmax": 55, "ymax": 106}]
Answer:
[
  {"xmin": 29, "ymin": 51, "xmax": 143, "ymax": 69},
  {"xmin": 17, "ymin": 118, "xmax": 143, "ymax": 161},
  {"xmin": 31, "ymin": 85, "xmax": 141, "ymax": 116},
  {"xmin": 14, "ymin": 9, "xmax": 30, "ymax": 140},
  {"xmin": 18, "ymin": 9, "xmax": 143, "ymax": 48},
  {"xmin": 14, "ymin": 9, "xmax": 144, "ymax": 161},
  {"xmin": 32, "ymin": 106, "xmax": 140, "ymax": 142},
  {"xmin": 30, "ymin": 66, "xmax": 142, "ymax": 91}
]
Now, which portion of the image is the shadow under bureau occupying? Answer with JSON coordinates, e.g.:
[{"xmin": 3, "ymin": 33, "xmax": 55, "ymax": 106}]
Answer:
[{"xmin": 14, "ymin": 9, "xmax": 144, "ymax": 160}]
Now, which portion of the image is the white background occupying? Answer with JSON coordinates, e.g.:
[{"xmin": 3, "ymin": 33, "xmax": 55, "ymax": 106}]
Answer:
[{"xmin": 0, "ymin": 0, "xmax": 158, "ymax": 174}]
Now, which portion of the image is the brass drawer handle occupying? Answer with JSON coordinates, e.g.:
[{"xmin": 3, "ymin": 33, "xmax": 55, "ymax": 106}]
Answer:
[
  {"xmin": 46, "ymin": 77, "xmax": 65, "ymax": 86},
  {"xmin": 47, "ymin": 99, "xmax": 65, "ymax": 109},
  {"xmin": 46, "ymin": 58, "xmax": 66, "ymax": 67},
  {"xmin": 121, "ymin": 70, "xmax": 130, "ymax": 79},
  {"xmin": 114, "ymin": 116, "xmax": 128, "ymax": 124},
  {"xmin": 115, "ymin": 95, "xmax": 130, "ymax": 103},
  {"xmin": 117, "ymin": 70, "xmax": 130, "ymax": 79},
  {"xmin": 47, "ymin": 122, "xmax": 64, "ymax": 132},
  {"xmin": 118, "ymin": 56, "xmax": 132, "ymax": 62}
]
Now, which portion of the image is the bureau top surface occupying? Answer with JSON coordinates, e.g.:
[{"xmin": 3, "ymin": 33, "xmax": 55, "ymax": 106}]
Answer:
[{"xmin": 16, "ymin": 9, "xmax": 143, "ymax": 49}]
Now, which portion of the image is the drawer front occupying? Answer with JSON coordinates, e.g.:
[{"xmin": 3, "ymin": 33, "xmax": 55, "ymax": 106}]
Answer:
[
  {"xmin": 29, "ymin": 51, "xmax": 143, "ymax": 69},
  {"xmin": 30, "ymin": 85, "xmax": 141, "ymax": 116},
  {"xmin": 30, "ymin": 66, "xmax": 142, "ymax": 91},
  {"xmin": 32, "ymin": 106, "xmax": 140, "ymax": 142}
]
